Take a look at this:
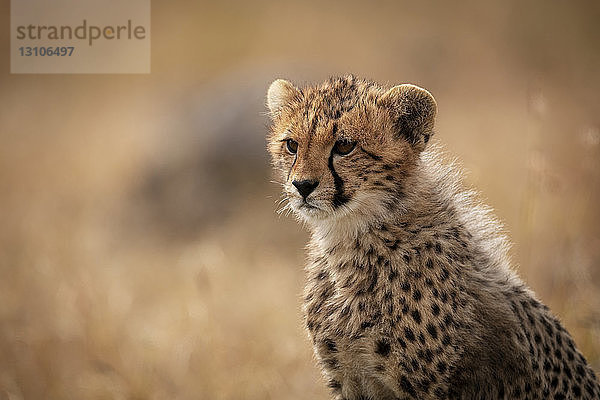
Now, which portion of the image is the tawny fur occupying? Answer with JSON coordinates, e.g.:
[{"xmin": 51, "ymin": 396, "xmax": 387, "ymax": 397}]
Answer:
[{"xmin": 266, "ymin": 75, "xmax": 600, "ymax": 399}]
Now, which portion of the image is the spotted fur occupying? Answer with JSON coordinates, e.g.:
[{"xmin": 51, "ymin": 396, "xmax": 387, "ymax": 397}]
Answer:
[{"xmin": 266, "ymin": 75, "xmax": 600, "ymax": 399}]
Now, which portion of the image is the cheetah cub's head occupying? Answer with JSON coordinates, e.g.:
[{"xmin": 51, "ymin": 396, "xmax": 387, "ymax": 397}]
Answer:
[{"xmin": 266, "ymin": 76, "xmax": 436, "ymax": 226}]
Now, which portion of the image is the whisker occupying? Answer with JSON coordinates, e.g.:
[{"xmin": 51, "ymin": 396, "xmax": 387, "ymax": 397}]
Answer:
[{"xmin": 270, "ymin": 180, "xmax": 286, "ymax": 187}]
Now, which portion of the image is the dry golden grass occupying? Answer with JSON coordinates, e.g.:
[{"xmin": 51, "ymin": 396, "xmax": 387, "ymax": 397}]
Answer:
[{"xmin": 0, "ymin": 1, "xmax": 599, "ymax": 398}]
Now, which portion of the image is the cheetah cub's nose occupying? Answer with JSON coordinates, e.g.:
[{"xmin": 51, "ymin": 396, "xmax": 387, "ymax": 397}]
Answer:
[{"xmin": 292, "ymin": 180, "xmax": 319, "ymax": 199}]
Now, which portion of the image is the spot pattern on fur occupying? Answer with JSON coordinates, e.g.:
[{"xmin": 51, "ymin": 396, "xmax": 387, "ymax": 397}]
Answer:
[{"xmin": 266, "ymin": 76, "xmax": 600, "ymax": 399}]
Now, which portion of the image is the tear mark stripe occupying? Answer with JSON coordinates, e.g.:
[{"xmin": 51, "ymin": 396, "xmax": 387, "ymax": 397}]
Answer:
[
  {"xmin": 328, "ymin": 151, "xmax": 350, "ymax": 207},
  {"xmin": 287, "ymin": 154, "xmax": 297, "ymax": 181}
]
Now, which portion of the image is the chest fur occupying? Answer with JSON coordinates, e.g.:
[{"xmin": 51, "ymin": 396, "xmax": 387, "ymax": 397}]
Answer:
[{"xmin": 302, "ymin": 225, "xmax": 470, "ymax": 397}]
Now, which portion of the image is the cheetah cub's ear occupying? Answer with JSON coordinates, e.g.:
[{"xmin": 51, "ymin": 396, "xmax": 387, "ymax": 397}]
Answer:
[
  {"xmin": 267, "ymin": 79, "xmax": 300, "ymax": 118},
  {"xmin": 379, "ymin": 84, "xmax": 437, "ymax": 152}
]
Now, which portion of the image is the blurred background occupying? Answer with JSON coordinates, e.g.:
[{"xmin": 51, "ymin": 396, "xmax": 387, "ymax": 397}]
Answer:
[{"xmin": 1, "ymin": 0, "xmax": 599, "ymax": 398}]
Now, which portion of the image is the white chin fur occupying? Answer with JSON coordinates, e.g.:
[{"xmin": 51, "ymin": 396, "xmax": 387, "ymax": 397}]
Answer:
[
  {"xmin": 289, "ymin": 197, "xmax": 329, "ymax": 221},
  {"xmin": 292, "ymin": 191, "xmax": 392, "ymax": 235}
]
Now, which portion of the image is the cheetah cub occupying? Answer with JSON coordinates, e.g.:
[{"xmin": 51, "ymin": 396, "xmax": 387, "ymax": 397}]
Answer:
[{"xmin": 266, "ymin": 76, "xmax": 600, "ymax": 399}]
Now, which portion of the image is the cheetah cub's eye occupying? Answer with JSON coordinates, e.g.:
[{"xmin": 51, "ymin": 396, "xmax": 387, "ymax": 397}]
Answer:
[
  {"xmin": 333, "ymin": 139, "xmax": 356, "ymax": 156},
  {"xmin": 285, "ymin": 139, "xmax": 298, "ymax": 154}
]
